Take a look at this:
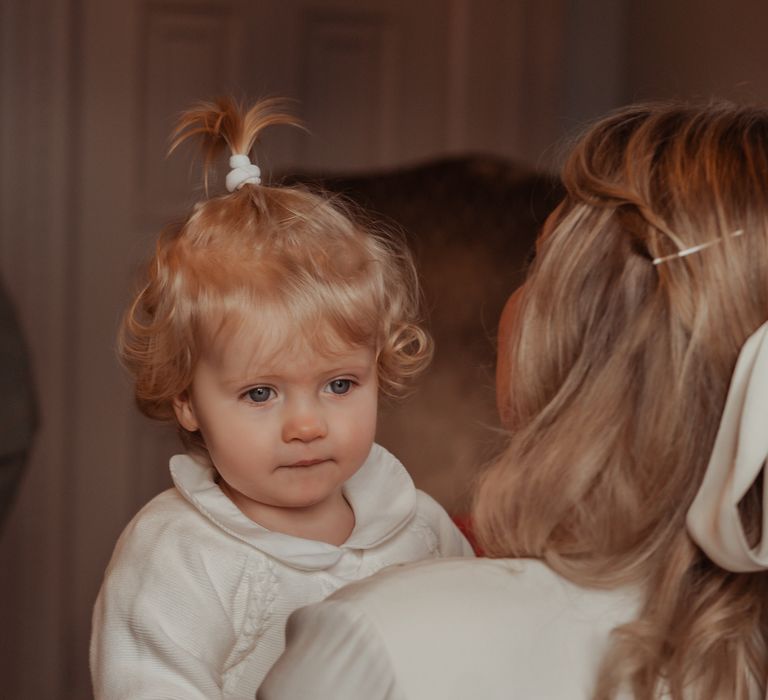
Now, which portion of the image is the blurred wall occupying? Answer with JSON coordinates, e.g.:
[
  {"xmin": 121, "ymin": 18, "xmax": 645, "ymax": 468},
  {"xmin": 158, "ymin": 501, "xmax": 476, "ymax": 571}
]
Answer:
[{"xmin": 627, "ymin": 0, "xmax": 768, "ymax": 103}]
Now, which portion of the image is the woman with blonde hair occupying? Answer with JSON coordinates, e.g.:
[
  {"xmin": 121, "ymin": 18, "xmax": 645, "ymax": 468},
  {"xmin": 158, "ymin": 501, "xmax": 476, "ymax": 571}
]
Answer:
[{"xmin": 259, "ymin": 101, "xmax": 768, "ymax": 699}]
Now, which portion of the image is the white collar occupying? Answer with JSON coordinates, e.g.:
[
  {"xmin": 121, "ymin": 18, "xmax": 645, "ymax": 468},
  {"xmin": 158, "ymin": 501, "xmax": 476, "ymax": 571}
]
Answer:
[{"xmin": 169, "ymin": 443, "xmax": 417, "ymax": 571}]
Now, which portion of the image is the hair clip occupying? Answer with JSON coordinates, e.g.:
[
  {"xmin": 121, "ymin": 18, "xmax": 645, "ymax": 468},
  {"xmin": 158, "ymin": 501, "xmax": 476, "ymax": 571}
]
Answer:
[{"xmin": 652, "ymin": 230, "xmax": 744, "ymax": 265}]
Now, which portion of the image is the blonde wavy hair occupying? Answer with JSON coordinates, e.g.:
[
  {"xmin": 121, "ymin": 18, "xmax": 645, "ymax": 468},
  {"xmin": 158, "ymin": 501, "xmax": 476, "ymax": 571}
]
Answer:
[
  {"xmin": 473, "ymin": 102, "xmax": 768, "ymax": 698},
  {"xmin": 120, "ymin": 97, "xmax": 431, "ymax": 451}
]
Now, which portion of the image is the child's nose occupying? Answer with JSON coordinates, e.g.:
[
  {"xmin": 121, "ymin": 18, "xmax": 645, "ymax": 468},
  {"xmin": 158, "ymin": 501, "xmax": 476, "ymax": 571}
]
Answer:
[{"xmin": 282, "ymin": 400, "xmax": 327, "ymax": 443}]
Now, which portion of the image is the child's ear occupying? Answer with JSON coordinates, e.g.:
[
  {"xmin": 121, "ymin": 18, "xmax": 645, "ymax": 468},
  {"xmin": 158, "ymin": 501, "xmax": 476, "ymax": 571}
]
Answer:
[{"xmin": 173, "ymin": 390, "xmax": 199, "ymax": 432}]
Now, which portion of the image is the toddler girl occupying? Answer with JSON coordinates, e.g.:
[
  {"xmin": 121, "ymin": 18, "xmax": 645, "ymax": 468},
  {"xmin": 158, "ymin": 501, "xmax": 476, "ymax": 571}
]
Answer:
[{"xmin": 90, "ymin": 97, "xmax": 473, "ymax": 699}]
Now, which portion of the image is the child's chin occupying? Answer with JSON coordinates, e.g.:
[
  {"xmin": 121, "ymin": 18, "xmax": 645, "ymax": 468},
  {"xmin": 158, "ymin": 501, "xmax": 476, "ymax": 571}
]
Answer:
[{"xmin": 281, "ymin": 492, "xmax": 332, "ymax": 509}]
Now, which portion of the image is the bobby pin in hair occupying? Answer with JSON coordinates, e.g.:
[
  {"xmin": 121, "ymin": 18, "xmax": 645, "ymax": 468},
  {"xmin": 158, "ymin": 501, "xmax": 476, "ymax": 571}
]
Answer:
[{"xmin": 652, "ymin": 230, "xmax": 744, "ymax": 266}]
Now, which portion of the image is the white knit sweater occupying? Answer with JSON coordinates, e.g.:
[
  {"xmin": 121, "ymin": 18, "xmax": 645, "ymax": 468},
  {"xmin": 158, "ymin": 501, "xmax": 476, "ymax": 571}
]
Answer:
[{"xmin": 90, "ymin": 444, "xmax": 473, "ymax": 699}]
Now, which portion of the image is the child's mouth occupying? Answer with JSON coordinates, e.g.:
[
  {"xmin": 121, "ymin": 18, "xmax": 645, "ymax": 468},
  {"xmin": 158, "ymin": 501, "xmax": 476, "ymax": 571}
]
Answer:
[{"xmin": 283, "ymin": 458, "xmax": 327, "ymax": 468}]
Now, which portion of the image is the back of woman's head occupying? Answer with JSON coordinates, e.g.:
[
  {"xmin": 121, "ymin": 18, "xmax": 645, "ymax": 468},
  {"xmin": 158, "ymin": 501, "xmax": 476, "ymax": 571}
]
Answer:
[
  {"xmin": 120, "ymin": 97, "xmax": 430, "ymax": 449},
  {"xmin": 474, "ymin": 102, "xmax": 768, "ymax": 698}
]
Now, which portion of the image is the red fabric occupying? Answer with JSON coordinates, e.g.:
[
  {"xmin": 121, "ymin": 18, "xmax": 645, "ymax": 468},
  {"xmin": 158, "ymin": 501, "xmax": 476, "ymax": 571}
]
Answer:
[{"xmin": 451, "ymin": 514, "xmax": 482, "ymax": 556}]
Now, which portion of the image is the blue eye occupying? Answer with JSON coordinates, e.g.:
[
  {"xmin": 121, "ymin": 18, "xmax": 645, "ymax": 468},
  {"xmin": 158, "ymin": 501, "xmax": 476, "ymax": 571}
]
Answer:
[
  {"xmin": 247, "ymin": 386, "xmax": 273, "ymax": 403},
  {"xmin": 328, "ymin": 379, "xmax": 352, "ymax": 395}
]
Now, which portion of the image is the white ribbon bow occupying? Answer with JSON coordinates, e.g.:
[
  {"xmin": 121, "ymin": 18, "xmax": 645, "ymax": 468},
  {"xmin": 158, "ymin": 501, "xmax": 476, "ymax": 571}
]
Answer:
[
  {"xmin": 686, "ymin": 320, "xmax": 768, "ymax": 572},
  {"xmin": 225, "ymin": 153, "xmax": 261, "ymax": 192}
]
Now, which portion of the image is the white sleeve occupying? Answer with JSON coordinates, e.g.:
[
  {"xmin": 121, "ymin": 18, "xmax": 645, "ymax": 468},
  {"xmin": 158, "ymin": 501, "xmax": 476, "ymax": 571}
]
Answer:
[
  {"xmin": 258, "ymin": 599, "xmax": 407, "ymax": 700},
  {"xmin": 90, "ymin": 519, "xmax": 248, "ymax": 699},
  {"xmin": 415, "ymin": 491, "xmax": 476, "ymax": 557}
]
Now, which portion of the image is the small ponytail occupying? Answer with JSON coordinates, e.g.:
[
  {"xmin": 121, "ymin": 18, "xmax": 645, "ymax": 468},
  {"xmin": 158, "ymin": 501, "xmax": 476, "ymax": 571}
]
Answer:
[{"xmin": 168, "ymin": 96, "xmax": 303, "ymax": 191}]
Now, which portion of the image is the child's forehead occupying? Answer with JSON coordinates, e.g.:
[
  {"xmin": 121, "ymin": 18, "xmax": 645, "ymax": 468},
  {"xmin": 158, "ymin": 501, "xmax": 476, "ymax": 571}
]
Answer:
[{"xmin": 202, "ymin": 315, "xmax": 375, "ymax": 377}]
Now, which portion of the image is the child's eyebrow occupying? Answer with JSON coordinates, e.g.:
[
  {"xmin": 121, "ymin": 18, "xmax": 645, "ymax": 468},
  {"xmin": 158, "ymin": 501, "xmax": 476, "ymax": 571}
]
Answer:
[{"xmin": 221, "ymin": 361, "xmax": 375, "ymax": 386}]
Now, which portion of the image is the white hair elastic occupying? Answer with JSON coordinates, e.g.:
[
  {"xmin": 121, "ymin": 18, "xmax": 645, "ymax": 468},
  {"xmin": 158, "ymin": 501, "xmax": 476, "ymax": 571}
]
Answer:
[
  {"xmin": 226, "ymin": 153, "xmax": 261, "ymax": 192},
  {"xmin": 686, "ymin": 320, "xmax": 768, "ymax": 572},
  {"xmin": 652, "ymin": 229, "xmax": 744, "ymax": 265}
]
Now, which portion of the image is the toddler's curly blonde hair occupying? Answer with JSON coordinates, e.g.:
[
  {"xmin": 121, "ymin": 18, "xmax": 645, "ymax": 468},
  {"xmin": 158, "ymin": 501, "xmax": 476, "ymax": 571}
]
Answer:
[{"xmin": 120, "ymin": 97, "xmax": 431, "ymax": 451}]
